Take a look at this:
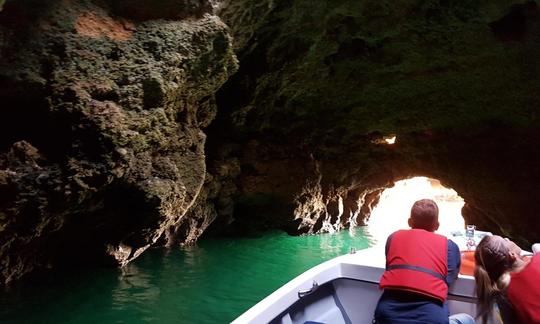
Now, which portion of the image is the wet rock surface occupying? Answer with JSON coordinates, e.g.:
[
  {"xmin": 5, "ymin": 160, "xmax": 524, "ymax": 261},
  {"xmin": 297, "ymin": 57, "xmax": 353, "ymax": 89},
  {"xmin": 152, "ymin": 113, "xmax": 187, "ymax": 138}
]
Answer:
[{"xmin": 0, "ymin": 0, "xmax": 237, "ymax": 283}]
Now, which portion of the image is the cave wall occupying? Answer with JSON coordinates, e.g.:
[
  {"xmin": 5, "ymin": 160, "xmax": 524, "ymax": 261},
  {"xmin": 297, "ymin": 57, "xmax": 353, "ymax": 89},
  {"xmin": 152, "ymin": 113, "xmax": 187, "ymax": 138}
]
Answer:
[
  {"xmin": 1, "ymin": 0, "xmax": 539, "ymax": 284},
  {"xmin": 0, "ymin": 0, "xmax": 237, "ymax": 283},
  {"xmin": 205, "ymin": 0, "xmax": 540, "ymax": 246}
]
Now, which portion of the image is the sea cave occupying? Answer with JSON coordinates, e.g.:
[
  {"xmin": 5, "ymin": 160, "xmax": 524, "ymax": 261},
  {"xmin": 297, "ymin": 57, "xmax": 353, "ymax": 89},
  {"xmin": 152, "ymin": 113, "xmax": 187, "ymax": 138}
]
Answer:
[{"xmin": 0, "ymin": 0, "xmax": 539, "ymax": 322}]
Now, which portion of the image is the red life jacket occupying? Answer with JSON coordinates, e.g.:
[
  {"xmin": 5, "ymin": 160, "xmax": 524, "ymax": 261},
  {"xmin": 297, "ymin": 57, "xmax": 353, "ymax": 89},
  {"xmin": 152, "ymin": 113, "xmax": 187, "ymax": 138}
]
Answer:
[
  {"xmin": 507, "ymin": 255, "xmax": 540, "ymax": 323},
  {"xmin": 379, "ymin": 229, "xmax": 448, "ymax": 302}
]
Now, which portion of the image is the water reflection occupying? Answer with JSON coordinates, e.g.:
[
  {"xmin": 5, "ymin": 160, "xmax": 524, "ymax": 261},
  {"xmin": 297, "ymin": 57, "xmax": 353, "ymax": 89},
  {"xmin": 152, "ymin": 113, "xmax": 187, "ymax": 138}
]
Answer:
[
  {"xmin": 317, "ymin": 226, "xmax": 374, "ymax": 256},
  {"xmin": 113, "ymin": 263, "xmax": 160, "ymax": 314},
  {"xmin": 366, "ymin": 177, "xmax": 465, "ymax": 245},
  {"xmin": 1, "ymin": 230, "xmax": 376, "ymax": 323}
]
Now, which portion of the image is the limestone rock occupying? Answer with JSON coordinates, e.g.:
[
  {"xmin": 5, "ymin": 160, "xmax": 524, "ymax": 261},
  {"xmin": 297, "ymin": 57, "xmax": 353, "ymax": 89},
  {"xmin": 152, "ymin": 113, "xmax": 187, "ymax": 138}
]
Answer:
[
  {"xmin": 0, "ymin": 0, "xmax": 237, "ymax": 283},
  {"xmin": 210, "ymin": 0, "xmax": 540, "ymax": 246},
  {"xmin": 110, "ymin": 0, "xmax": 213, "ymax": 21}
]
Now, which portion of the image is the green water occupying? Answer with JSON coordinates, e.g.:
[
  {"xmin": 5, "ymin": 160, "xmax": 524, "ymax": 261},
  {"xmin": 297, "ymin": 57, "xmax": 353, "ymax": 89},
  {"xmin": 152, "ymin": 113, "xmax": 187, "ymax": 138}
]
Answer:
[{"xmin": 0, "ymin": 228, "xmax": 375, "ymax": 324}]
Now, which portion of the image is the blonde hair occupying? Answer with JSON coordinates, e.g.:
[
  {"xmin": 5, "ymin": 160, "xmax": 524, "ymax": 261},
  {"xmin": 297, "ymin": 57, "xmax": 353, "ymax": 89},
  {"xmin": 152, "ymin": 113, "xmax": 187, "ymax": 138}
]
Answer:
[{"xmin": 474, "ymin": 236, "xmax": 514, "ymax": 322}]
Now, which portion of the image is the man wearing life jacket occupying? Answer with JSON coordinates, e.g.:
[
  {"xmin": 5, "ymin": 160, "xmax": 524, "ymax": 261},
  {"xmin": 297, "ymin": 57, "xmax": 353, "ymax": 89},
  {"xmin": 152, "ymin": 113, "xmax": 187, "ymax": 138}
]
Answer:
[{"xmin": 373, "ymin": 199, "xmax": 470, "ymax": 324}]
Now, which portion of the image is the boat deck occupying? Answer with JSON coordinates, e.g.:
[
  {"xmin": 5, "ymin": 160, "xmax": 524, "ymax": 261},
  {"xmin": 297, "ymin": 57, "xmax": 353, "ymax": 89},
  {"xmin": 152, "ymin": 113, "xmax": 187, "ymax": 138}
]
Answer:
[{"xmin": 233, "ymin": 247, "xmax": 477, "ymax": 324}]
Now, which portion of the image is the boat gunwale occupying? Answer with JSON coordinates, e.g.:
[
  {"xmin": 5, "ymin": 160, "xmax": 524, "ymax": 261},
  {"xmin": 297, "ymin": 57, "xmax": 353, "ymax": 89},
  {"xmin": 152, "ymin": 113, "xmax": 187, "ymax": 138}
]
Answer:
[{"xmin": 232, "ymin": 248, "xmax": 478, "ymax": 323}]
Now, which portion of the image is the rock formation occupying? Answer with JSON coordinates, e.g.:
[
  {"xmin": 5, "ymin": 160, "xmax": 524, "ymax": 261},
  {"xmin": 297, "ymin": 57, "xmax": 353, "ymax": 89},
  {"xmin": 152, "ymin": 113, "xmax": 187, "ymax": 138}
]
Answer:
[
  {"xmin": 205, "ymin": 0, "xmax": 540, "ymax": 246},
  {"xmin": 1, "ymin": 0, "xmax": 540, "ymax": 284},
  {"xmin": 0, "ymin": 0, "xmax": 237, "ymax": 283}
]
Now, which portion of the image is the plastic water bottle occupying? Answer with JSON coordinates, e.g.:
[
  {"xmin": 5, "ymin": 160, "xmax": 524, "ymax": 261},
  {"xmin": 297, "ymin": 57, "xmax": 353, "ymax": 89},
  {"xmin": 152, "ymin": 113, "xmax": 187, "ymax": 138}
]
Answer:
[{"xmin": 466, "ymin": 225, "xmax": 476, "ymax": 251}]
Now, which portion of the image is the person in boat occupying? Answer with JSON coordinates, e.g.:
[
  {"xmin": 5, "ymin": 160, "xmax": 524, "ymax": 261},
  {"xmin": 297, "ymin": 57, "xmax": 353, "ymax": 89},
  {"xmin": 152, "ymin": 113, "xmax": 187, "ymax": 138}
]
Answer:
[
  {"xmin": 474, "ymin": 235, "xmax": 540, "ymax": 323},
  {"xmin": 373, "ymin": 199, "xmax": 474, "ymax": 324}
]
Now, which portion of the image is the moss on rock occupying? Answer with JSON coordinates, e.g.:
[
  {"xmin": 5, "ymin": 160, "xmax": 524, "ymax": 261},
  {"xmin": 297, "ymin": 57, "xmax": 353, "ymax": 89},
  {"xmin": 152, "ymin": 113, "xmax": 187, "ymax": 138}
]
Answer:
[
  {"xmin": 0, "ymin": 0, "xmax": 237, "ymax": 283},
  {"xmin": 211, "ymin": 0, "xmax": 540, "ymax": 245}
]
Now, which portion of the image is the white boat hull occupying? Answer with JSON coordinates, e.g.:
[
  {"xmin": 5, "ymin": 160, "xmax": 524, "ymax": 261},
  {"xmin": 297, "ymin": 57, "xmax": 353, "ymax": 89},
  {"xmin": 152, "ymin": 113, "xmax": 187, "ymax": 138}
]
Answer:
[{"xmin": 233, "ymin": 247, "xmax": 477, "ymax": 324}]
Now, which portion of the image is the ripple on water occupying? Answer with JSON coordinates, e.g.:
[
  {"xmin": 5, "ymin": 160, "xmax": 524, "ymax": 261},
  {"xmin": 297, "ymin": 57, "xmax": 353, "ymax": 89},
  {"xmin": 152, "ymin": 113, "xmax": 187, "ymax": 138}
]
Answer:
[{"xmin": 0, "ymin": 228, "xmax": 375, "ymax": 323}]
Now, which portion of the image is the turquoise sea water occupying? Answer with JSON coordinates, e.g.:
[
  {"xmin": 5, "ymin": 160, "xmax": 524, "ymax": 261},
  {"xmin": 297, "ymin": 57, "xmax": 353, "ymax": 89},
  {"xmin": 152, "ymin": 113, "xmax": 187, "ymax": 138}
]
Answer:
[{"xmin": 0, "ymin": 228, "xmax": 375, "ymax": 324}]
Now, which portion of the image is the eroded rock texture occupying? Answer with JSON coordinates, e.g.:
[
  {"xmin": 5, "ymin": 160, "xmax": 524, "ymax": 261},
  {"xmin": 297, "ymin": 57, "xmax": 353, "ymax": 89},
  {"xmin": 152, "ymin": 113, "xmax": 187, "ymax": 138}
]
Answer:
[
  {"xmin": 1, "ymin": 0, "xmax": 539, "ymax": 284},
  {"xmin": 0, "ymin": 0, "xmax": 237, "ymax": 283},
  {"xmin": 207, "ymin": 0, "xmax": 540, "ymax": 245}
]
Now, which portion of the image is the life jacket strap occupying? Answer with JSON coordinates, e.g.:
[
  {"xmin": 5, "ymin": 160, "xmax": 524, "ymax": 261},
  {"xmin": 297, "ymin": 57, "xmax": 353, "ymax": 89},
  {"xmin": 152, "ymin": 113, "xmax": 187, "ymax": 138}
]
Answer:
[{"xmin": 386, "ymin": 264, "xmax": 446, "ymax": 282}]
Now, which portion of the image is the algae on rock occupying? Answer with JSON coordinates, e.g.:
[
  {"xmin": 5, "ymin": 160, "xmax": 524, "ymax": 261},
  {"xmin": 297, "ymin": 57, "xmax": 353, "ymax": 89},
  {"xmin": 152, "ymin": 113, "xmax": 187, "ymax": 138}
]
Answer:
[
  {"xmin": 0, "ymin": 0, "xmax": 237, "ymax": 283},
  {"xmin": 208, "ymin": 0, "xmax": 540, "ymax": 245}
]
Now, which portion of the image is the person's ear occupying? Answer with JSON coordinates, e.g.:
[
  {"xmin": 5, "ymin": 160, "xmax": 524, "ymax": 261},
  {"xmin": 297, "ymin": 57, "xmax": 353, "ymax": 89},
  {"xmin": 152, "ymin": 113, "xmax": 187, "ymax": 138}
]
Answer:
[{"xmin": 508, "ymin": 251, "xmax": 519, "ymax": 263}]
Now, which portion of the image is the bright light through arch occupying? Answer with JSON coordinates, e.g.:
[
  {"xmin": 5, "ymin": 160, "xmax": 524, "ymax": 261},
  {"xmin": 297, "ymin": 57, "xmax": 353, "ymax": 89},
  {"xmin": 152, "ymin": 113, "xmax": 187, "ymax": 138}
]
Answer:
[
  {"xmin": 384, "ymin": 135, "xmax": 396, "ymax": 144},
  {"xmin": 366, "ymin": 177, "xmax": 465, "ymax": 245}
]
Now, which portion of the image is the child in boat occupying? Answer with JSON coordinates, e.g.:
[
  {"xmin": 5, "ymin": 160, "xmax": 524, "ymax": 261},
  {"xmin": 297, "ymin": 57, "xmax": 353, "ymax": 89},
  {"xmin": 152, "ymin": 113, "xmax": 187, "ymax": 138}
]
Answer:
[
  {"xmin": 373, "ymin": 199, "xmax": 474, "ymax": 324},
  {"xmin": 474, "ymin": 235, "xmax": 540, "ymax": 323}
]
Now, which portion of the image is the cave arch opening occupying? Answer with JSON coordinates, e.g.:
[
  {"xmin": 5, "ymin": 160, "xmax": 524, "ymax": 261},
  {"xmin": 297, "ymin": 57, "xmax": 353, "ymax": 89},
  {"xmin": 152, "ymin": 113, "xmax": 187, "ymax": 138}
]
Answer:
[{"xmin": 364, "ymin": 177, "xmax": 465, "ymax": 245}]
